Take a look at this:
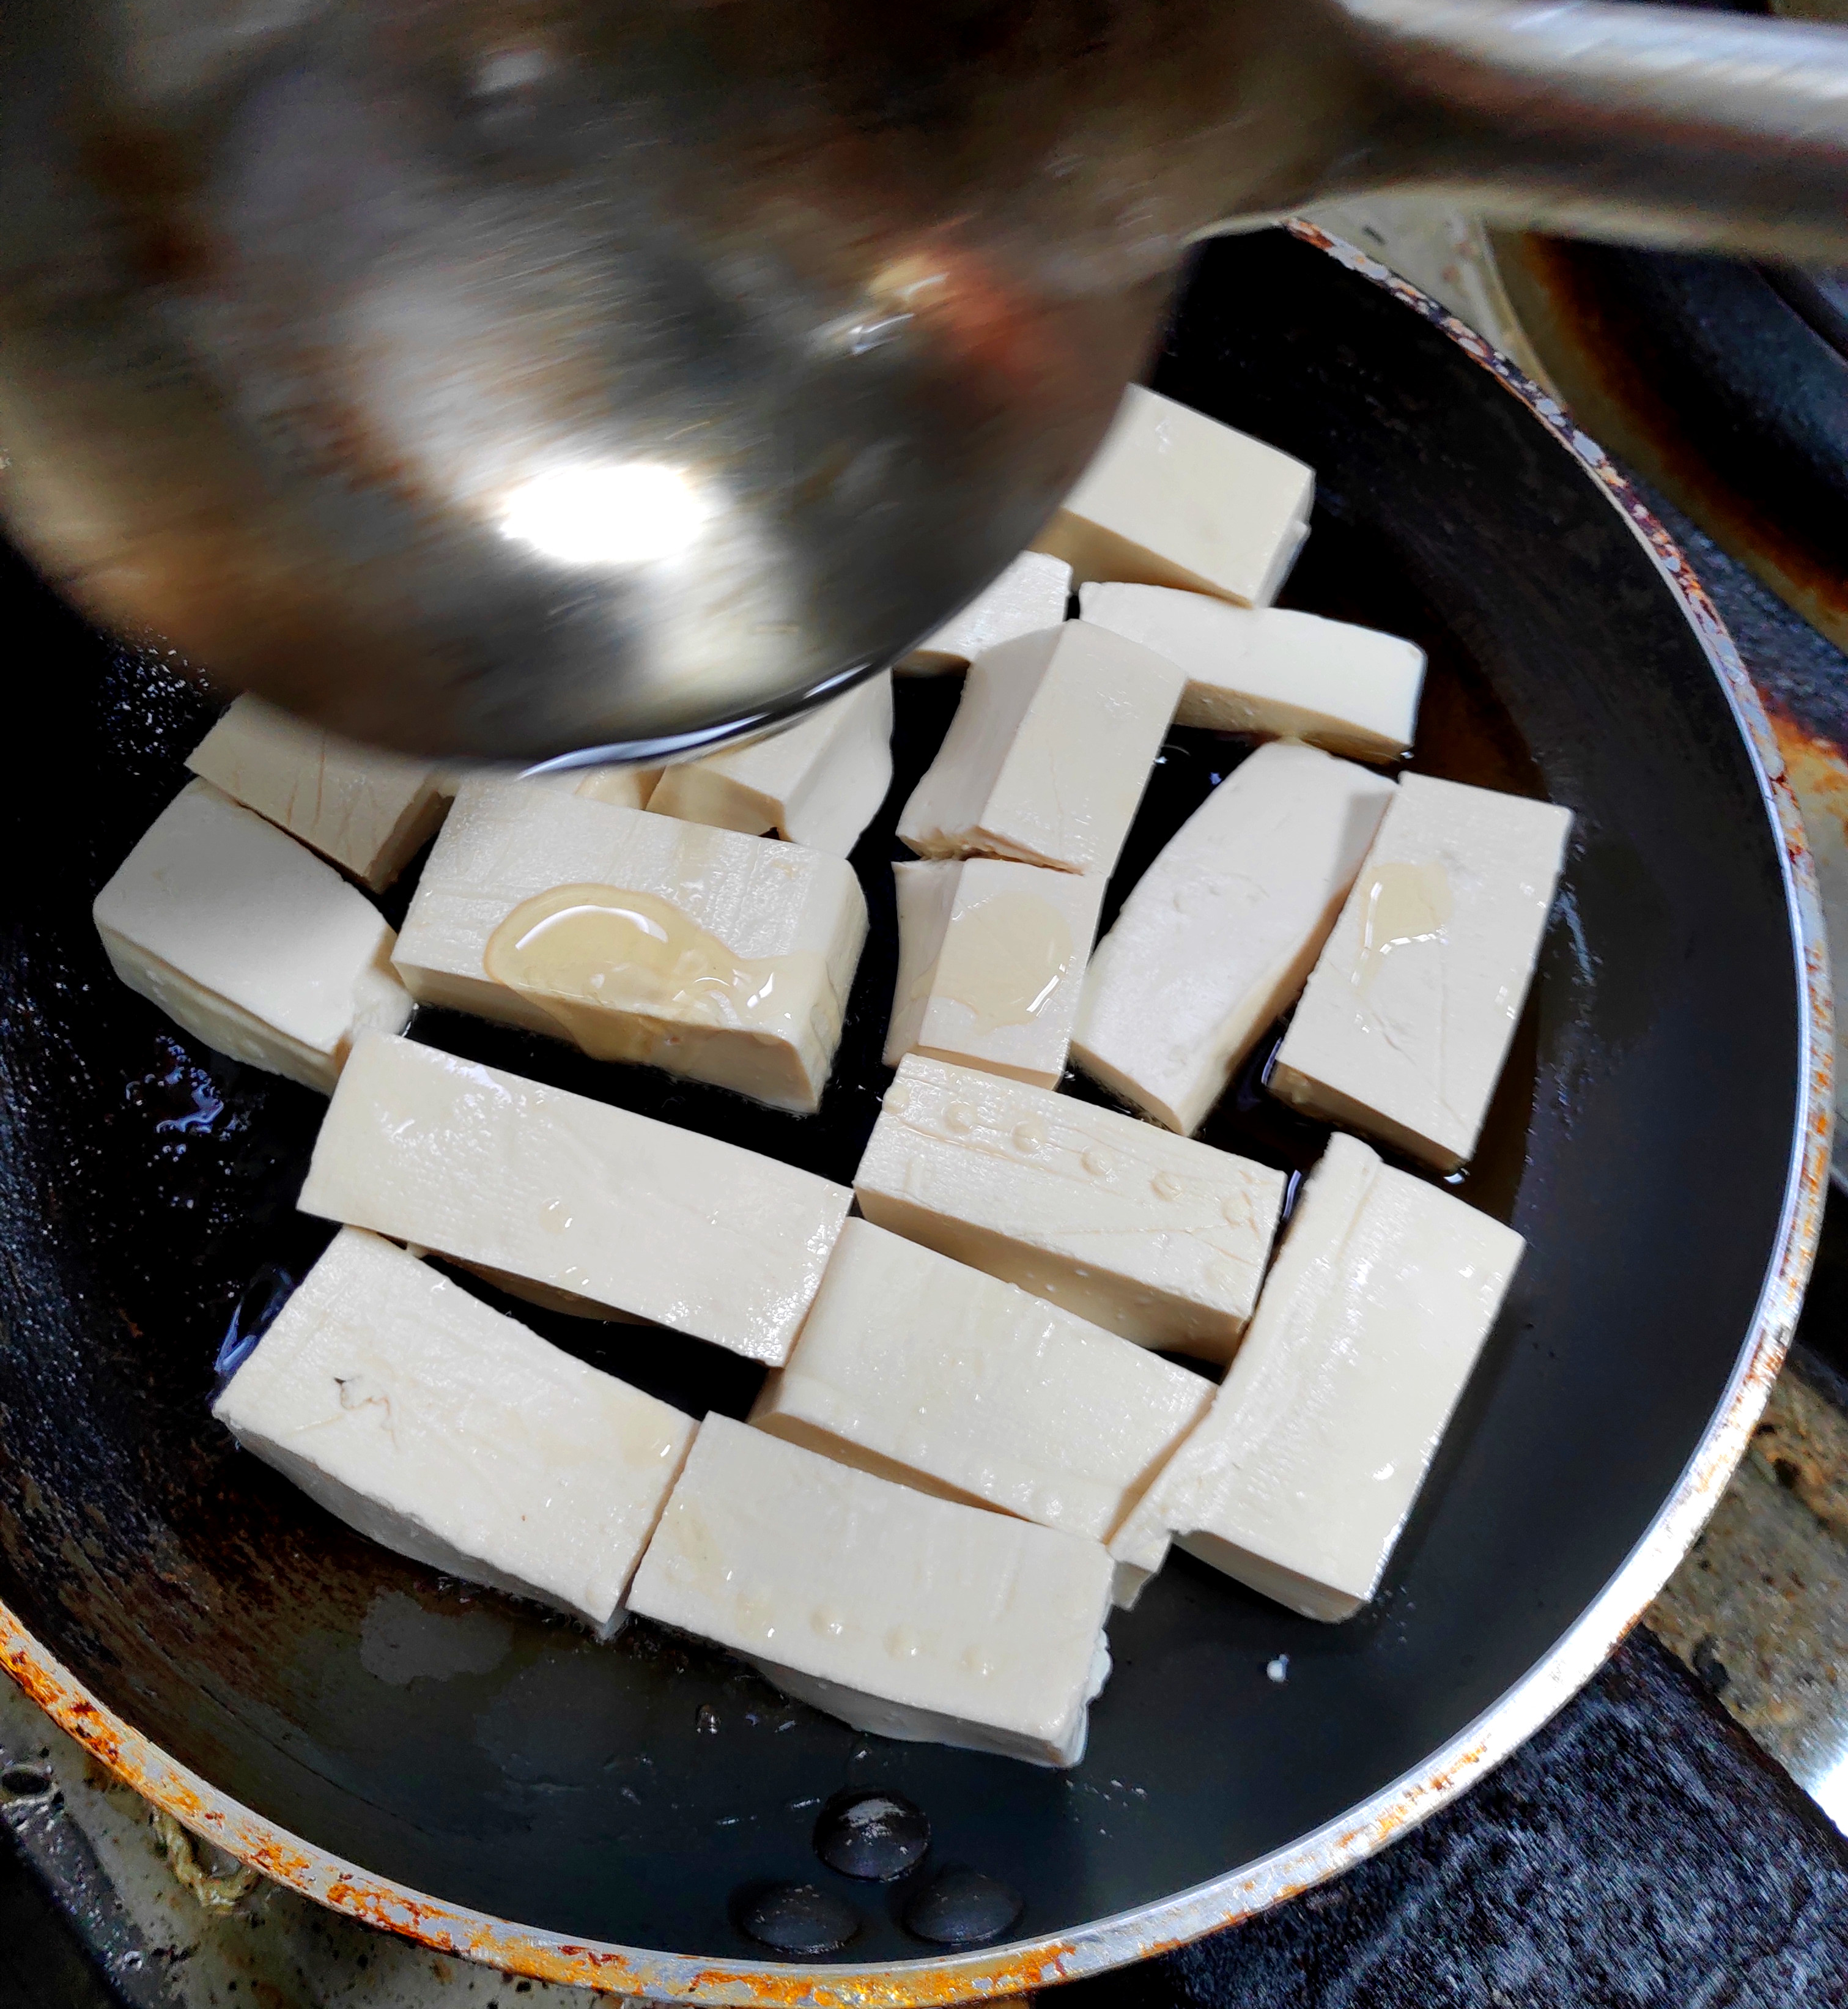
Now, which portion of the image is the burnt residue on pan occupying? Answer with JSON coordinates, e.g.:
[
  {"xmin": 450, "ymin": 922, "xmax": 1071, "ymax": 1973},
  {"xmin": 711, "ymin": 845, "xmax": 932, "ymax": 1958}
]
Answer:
[
  {"xmin": 1494, "ymin": 233, "xmax": 1848, "ymax": 665},
  {"xmin": 0, "ymin": 224, "xmax": 1816, "ymax": 1977}
]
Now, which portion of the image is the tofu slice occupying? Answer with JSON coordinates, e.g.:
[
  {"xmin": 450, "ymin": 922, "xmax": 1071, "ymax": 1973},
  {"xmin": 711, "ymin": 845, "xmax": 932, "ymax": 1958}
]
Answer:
[
  {"xmin": 213, "ymin": 1228, "xmax": 693, "ymax": 1634},
  {"xmin": 1077, "ymin": 583, "xmax": 1425, "ymax": 761},
  {"xmin": 751, "ymin": 1217, "xmax": 1213, "ymax": 1541},
  {"xmin": 900, "ymin": 553, "xmax": 1074, "ymax": 673},
  {"xmin": 1072, "ymin": 743, "xmax": 1396, "ymax": 1134},
  {"xmin": 854, "ymin": 1055, "xmax": 1285, "ymax": 1361},
  {"xmin": 896, "ymin": 621, "xmax": 1184, "ymax": 878},
  {"xmin": 628, "ymin": 1415, "xmax": 1115, "ymax": 1767},
  {"xmin": 298, "ymin": 1034, "xmax": 851, "ymax": 1364},
  {"xmin": 1033, "ymin": 387, "xmax": 1314, "ymax": 608},
  {"xmin": 93, "ymin": 779, "xmax": 412, "ymax": 1094},
  {"xmin": 391, "ymin": 780, "xmax": 867, "ymax": 1114},
  {"xmin": 1111, "ymin": 1134, "xmax": 1523, "ymax": 1619},
  {"xmin": 886, "ymin": 858, "xmax": 1106, "ymax": 1089},
  {"xmin": 1271, "ymin": 774, "xmax": 1573, "ymax": 1171},
  {"xmin": 187, "ymin": 695, "xmax": 451, "ymax": 892},
  {"xmin": 647, "ymin": 673, "xmax": 893, "ymax": 856}
]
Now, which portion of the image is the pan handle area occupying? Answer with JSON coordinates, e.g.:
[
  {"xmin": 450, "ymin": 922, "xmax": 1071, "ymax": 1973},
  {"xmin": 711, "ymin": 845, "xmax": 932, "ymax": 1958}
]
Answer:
[{"xmin": 1332, "ymin": 0, "xmax": 1848, "ymax": 264}]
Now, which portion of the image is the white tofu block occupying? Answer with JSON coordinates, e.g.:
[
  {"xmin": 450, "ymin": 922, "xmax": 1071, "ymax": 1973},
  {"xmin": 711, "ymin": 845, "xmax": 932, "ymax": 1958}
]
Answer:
[
  {"xmin": 391, "ymin": 780, "xmax": 867, "ymax": 1114},
  {"xmin": 646, "ymin": 674, "xmax": 893, "ymax": 856},
  {"xmin": 1111, "ymin": 1134, "xmax": 1523, "ymax": 1619},
  {"xmin": 854, "ymin": 1056, "xmax": 1285, "ymax": 1361},
  {"xmin": 213, "ymin": 1229, "xmax": 693, "ymax": 1633},
  {"xmin": 896, "ymin": 621, "xmax": 1184, "ymax": 878},
  {"xmin": 1034, "ymin": 387, "xmax": 1314, "ymax": 608},
  {"xmin": 93, "ymin": 780, "xmax": 412, "ymax": 1094},
  {"xmin": 1072, "ymin": 744, "xmax": 1396, "ymax": 1134},
  {"xmin": 298, "ymin": 1034, "xmax": 851, "ymax": 1365},
  {"xmin": 187, "ymin": 696, "xmax": 451, "ymax": 892},
  {"xmin": 886, "ymin": 858, "xmax": 1106, "ymax": 1089},
  {"xmin": 752, "ymin": 1218, "xmax": 1213, "ymax": 1541},
  {"xmin": 628, "ymin": 1415, "xmax": 1115, "ymax": 1766},
  {"xmin": 1078, "ymin": 583, "xmax": 1425, "ymax": 761},
  {"xmin": 900, "ymin": 553, "xmax": 1074, "ymax": 673},
  {"xmin": 1271, "ymin": 774, "xmax": 1573, "ymax": 1171}
]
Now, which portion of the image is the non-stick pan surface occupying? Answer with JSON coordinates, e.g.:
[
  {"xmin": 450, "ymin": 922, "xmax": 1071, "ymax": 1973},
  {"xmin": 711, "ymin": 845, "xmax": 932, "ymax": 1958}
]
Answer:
[{"xmin": 0, "ymin": 227, "xmax": 1825, "ymax": 1992}]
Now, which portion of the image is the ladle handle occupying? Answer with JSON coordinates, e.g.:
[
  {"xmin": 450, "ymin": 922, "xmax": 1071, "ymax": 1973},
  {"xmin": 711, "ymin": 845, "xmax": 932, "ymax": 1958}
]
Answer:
[{"xmin": 1336, "ymin": 0, "xmax": 1848, "ymax": 261}]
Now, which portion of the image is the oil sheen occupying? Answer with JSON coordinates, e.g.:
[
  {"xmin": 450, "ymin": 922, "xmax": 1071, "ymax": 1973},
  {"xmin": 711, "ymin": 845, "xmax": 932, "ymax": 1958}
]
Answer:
[
  {"xmin": 912, "ymin": 892, "xmax": 1074, "ymax": 1032},
  {"xmin": 1353, "ymin": 860, "xmax": 1452, "ymax": 994},
  {"xmin": 484, "ymin": 882, "xmax": 832, "ymax": 1064}
]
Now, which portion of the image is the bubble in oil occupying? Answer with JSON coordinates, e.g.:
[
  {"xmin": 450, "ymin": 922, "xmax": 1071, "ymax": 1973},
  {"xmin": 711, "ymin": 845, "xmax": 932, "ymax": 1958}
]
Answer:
[{"xmin": 213, "ymin": 1264, "xmax": 297, "ymax": 1386}]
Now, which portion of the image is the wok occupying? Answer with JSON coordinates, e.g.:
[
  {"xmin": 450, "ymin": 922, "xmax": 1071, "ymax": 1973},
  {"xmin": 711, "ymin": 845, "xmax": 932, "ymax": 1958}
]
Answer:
[{"xmin": 0, "ymin": 226, "xmax": 1828, "ymax": 1998}]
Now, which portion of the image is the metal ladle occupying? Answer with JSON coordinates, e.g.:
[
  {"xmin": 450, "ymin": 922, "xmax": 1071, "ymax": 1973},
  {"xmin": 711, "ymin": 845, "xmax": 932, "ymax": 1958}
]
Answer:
[{"xmin": 4, "ymin": 0, "xmax": 1848, "ymax": 763}]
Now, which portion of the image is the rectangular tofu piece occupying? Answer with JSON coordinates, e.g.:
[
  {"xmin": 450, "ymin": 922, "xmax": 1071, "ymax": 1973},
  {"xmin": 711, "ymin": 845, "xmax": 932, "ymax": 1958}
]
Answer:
[
  {"xmin": 1073, "ymin": 743, "xmax": 1396, "ymax": 1134},
  {"xmin": 751, "ymin": 1217, "xmax": 1212, "ymax": 1541},
  {"xmin": 213, "ymin": 1228, "xmax": 693, "ymax": 1633},
  {"xmin": 1033, "ymin": 387, "xmax": 1314, "ymax": 607},
  {"xmin": 628, "ymin": 1415, "xmax": 1114, "ymax": 1766},
  {"xmin": 1111, "ymin": 1134, "xmax": 1523, "ymax": 1619},
  {"xmin": 647, "ymin": 673, "xmax": 893, "ymax": 856},
  {"xmin": 896, "ymin": 621, "xmax": 1184, "ymax": 878},
  {"xmin": 93, "ymin": 779, "xmax": 412, "ymax": 1094},
  {"xmin": 1271, "ymin": 774, "xmax": 1573, "ymax": 1170},
  {"xmin": 900, "ymin": 553, "xmax": 1074, "ymax": 673},
  {"xmin": 1078, "ymin": 583, "xmax": 1425, "ymax": 761},
  {"xmin": 298, "ymin": 1034, "xmax": 851, "ymax": 1364},
  {"xmin": 391, "ymin": 780, "xmax": 867, "ymax": 1114},
  {"xmin": 187, "ymin": 695, "xmax": 450, "ymax": 892},
  {"xmin": 886, "ymin": 858, "xmax": 1105, "ymax": 1089},
  {"xmin": 855, "ymin": 1055, "xmax": 1285, "ymax": 1361}
]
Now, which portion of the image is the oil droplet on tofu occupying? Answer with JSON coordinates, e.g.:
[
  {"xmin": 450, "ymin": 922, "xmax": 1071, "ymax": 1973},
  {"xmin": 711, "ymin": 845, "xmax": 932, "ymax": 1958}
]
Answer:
[
  {"xmin": 484, "ymin": 882, "xmax": 830, "ymax": 1062},
  {"xmin": 917, "ymin": 891, "xmax": 1074, "ymax": 1032},
  {"xmin": 1352, "ymin": 860, "xmax": 1452, "ymax": 993}
]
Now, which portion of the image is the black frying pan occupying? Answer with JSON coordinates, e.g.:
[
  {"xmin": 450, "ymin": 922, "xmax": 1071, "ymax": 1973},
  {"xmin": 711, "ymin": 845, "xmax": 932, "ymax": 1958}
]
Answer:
[{"xmin": 0, "ymin": 225, "xmax": 1825, "ymax": 1998}]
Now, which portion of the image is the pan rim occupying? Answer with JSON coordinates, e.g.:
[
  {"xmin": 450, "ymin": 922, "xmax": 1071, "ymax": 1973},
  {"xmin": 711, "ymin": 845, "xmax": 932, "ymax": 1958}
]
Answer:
[{"xmin": 0, "ymin": 220, "xmax": 1831, "ymax": 2003}]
